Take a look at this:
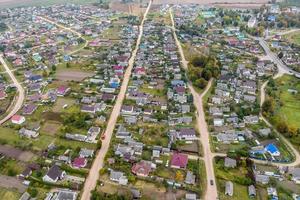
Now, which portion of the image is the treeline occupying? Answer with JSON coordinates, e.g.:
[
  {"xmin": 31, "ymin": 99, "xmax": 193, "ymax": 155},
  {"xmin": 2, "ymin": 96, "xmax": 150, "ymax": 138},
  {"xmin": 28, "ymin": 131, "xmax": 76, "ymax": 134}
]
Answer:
[
  {"xmin": 188, "ymin": 55, "xmax": 221, "ymax": 89},
  {"xmin": 262, "ymin": 79, "xmax": 299, "ymax": 137}
]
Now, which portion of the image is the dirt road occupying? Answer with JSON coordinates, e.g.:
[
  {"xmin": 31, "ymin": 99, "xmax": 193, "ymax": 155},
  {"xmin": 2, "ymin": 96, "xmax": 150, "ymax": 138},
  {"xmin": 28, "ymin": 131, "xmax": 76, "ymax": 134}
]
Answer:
[
  {"xmin": 0, "ymin": 56, "xmax": 25, "ymax": 125},
  {"xmin": 80, "ymin": 1, "xmax": 152, "ymax": 200},
  {"xmin": 170, "ymin": 8, "xmax": 218, "ymax": 200},
  {"xmin": 37, "ymin": 16, "xmax": 88, "ymax": 55}
]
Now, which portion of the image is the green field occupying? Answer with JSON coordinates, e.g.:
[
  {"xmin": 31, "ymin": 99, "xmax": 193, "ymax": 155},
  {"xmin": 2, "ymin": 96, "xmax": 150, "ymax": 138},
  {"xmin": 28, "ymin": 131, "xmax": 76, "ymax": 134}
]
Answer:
[
  {"xmin": 0, "ymin": 187, "xmax": 20, "ymax": 200},
  {"xmin": 272, "ymin": 75, "xmax": 300, "ymax": 129},
  {"xmin": 285, "ymin": 31, "xmax": 300, "ymax": 45}
]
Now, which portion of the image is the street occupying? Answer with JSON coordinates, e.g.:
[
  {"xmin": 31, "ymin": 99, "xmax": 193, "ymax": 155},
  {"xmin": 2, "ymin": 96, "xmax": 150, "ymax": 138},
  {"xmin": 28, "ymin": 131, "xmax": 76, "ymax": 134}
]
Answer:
[
  {"xmin": 0, "ymin": 55, "xmax": 25, "ymax": 125},
  {"xmin": 80, "ymin": 1, "xmax": 152, "ymax": 199},
  {"xmin": 170, "ymin": 8, "xmax": 218, "ymax": 200}
]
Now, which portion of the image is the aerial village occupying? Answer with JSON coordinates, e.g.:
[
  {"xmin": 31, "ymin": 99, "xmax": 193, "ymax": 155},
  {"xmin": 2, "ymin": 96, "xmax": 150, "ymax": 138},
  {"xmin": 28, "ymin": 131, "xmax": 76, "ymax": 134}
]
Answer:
[{"xmin": 0, "ymin": 0, "xmax": 300, "ymax": 200}]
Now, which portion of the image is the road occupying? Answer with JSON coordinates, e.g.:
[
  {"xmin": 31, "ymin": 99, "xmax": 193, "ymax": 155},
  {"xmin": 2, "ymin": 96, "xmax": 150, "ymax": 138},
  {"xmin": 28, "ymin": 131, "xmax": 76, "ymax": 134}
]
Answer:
[
  {"xmin": 0, "ymin": 56, "xmax": 25, "ymax": 125},
  {"xmin": 37, "ymin": 16, "xmax": 88, "ymax": 55},
  {"xmin": 170, "ymin": 9, "xmax": 218, "ymax": 200},
  {"xmin": 256, "ymin": 37, "xmax": 300, "ymax": 77},
  {"xmin": 80, "ymin": 1, "xmax": 152, "ymax": 200},
  {"xmin": 266, "ymin": 28, "xmax": 300, "ymax": 40}
]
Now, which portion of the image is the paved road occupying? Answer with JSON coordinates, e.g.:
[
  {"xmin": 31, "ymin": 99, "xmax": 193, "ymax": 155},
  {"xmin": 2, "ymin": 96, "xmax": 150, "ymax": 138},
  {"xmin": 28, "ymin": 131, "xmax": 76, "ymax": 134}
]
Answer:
[
  {"xmin": 257, "ymin": 37, "xmax": 300, "ymax": 77},
  {"xmin": 38, "ymin": 16, "xmax": 88, "ymax": 55},
  {"xmin": 0, "ymin": 56, "xmax": 25, "ymax": 125},
  {"xmin": 80, "ymin": 1, "xmax": 152, "ymax": 200},
  {"xmin": 170, "ymin": 9, "xmax": 218, "ymax": 200}
]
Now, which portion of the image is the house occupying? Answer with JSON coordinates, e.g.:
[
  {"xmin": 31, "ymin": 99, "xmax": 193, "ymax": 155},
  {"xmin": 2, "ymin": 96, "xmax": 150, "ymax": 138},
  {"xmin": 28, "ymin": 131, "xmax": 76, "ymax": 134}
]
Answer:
[
  {"xmin": 185, "ymin": 171, "xmax": 196, "ymax": 185},
  {"xmin": 289, "ymin": 168, "xmax": 300, "ymax": 184},
  {"xmin": 248, "ymin": 185, "xmax": 256, "ymax": 198},
  {"xmin": 170, "ymin": 153, "xmax": 188, "ymax": 169},
  {"xmin": 0, "ymin": 90, "xmax": 7, "ymax": 100},
  {"xmin": 19, "ymin": 192, "xmax": 31, "ymax": 200},
  {"xmin": 132, "ymin": 160, "xmax": 152, "ymax": 177},
  {"xmin": 259, "ymin": 128, "xmax": 271, "ymax": 137},
  {"xmin": 72, "ymin": 157, "xmax": 87, "ymax": 168},
  {"xmin": 225, "ymin": 181, "xmax": 233, "ymax": 196},
  {"xmin": 79, "ymin": 148, "xmax": 94, "ymax": 158},
  {"xmin": 265, "ymin": 143, "xmax": 280, "ymax": 156},
  {"xmin": 19, "ymin": 167, "xmax": 32, "ymax": 178},
  {"xmin": 177, "ymin": 128, "xmax": 197, "ymax": 140},
  {"xmin": 214, "ymin": 118, "xmax": 224, "ymax": 127},
  {"xmin": 54, "ymin": 189, "xmax": 77, "ymax": 200},
  {"xmin": 224, "ymin": 157, "xmax": 237, "ymax": 168},
  {"xmin": 57, "ymin": 86, "xmax": 70, "ymax": 96},
  {"xmin": 110, "ymin": 170, "xmax": 128, "ymax": 185},
  {"xmin": 121, "ymin": 105, "xmax": 134, "ymax": 115},
  {"xmin": 11, "ymin": 115, "xmax": 25, "ymax": 125},
  {"xmin": 267, "ymin": 187, "xmax": 278, "ymax": 199},
  {"xmin": 81, "ymin": 105, "xmax": 95, "ymax": 114},
  {"xmin": 22, "ymin": 104, "xmax": 38, "ymax": 115},
  {"xmin": 43, "ymin": 165, "xmax": 65, "ymax": 183},
  {"xmin": 19, "ymin": 128, "xmax": 39, "ymax": 138},
  {"xmin": 116, "ymin": 125, "xmax": 131, "ymax": 139},
  {"xmin": 255, "ymin": 174, "xmax": 269, "ymax": 184},
  {"xmin": 185, "ymin": 193, "xmax": 197, "ymax": 200}
]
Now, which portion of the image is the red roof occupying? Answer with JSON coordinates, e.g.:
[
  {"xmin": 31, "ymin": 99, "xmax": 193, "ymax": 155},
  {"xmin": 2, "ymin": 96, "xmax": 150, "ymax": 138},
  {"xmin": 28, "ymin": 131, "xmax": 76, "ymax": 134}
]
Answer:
[
  {"xmin": 131, "ymin": 161, "xmax": 151, "ymax": 176},
  {"xmin": 170, "ymin": 153, "xmax": 188, "ymax": 168},
  {"xmin": 72, "ymin": 157, "xmax": 87, "ymax": 168},
  {"xmin": 11, "ymin": 115, "xmax": 22, "ymax": 122}
]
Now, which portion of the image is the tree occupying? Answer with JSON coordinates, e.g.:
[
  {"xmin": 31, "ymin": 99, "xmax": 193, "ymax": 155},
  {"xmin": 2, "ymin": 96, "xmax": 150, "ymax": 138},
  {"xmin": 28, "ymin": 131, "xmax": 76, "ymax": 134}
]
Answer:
[
  {"xmin": 262, "ymin": 98, "xmax": 275, "ymax": 116},
  {"xmin": 52, "ymin": 65, "xmax": 56, "ymax": 71},
  {"xmin": 175, "ymin": 170, "xmax": 184, "ymax": 182},
  {"xmin": 195, "ymin": 78, "xmax": 208, "ymax": 89},
  {"xmin": 277, "ymin": 120, "xmax": 289, "ymax": 135}
]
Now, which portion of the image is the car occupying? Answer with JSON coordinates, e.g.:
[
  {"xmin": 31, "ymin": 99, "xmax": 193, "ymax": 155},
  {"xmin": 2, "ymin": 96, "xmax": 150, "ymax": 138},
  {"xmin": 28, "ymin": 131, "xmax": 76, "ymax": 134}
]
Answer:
[{"xmin": 210, "ymin": 180, "xmax": 214, "ymax": 185}]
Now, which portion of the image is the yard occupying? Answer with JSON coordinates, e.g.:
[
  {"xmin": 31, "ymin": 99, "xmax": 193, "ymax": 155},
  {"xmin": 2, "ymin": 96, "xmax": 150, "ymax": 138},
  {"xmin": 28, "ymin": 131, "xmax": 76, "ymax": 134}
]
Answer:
[
  {"xmin": 56, "ymin": 69, "xmax": 94, "ymax": 82},
  {"xmin": 269, "ymin": 75, "xmax": 300, "ymax": 129},
  {"xmin": 284, "ymin": 30, "xmax": 300, "ymax": 45},
  {"xmin": 0, "ymin": 187, "xmax": 21, "ymax": 200},
  {"xmin": 40, "ymin": 121, "xmax": 62, "ymax": 136},
  {"xmin": 52, "ymin": 98, "xmax": 76, "ymax": 113}
]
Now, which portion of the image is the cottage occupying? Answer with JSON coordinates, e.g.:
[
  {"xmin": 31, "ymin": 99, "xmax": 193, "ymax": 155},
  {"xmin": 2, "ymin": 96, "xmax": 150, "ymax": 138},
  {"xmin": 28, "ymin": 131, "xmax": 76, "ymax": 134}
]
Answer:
[
  {"xmin": 11, "ymin": 115, "xmax": 25, "ymax": 125},
  {"xmin": 289, "ymin": 168, "xmax": 300, "ymax": 184},
  {"xmin": 177, "ymin": 128, "xmax": 197, "ymax": 140},
  {"xmin": 131, "ymin": 160, "xmax": 152, "ymax": 177},
  {"xmin": 224, "ymin": 157, "xmax": 237, "ymax": 168},
  {"xmin": 43, "ymin": 165, "xmax": 65, "ymax": 183},
  {"xmin": 265, "ymin": 143, "xmax": 280, "ymax": 156},
  {"xmin": 170, "ymin": 153, "xmax": 188, "ymax": 169},
  {"xmin": 72, "ymin": 157, "xmax": 87, "ymax": 168},
  {"xmin": 110, "ymin": 170, "xmax": 128, "ymax": 185},
  {"xmin": 185, "ymin": 171, "xmax": 196, "ymax": 185},
  {"xmin": 248, "ymin": 185, "xmax": 256, "ymax": 198},
  {"xmin": 19, "ymin": 128, "xmax": 39, "ymax": 138},
  {"xmin": 79, "ymin": 148, "xmax": 94, "ymax": 158},
  {"xmin": 225, "ymin": 181, "xmax": 233, "ymax": 196},
  {"xmin": 57, "ymin": 86, "xmax": 70, "ymax": 96},
  {"xmin": 55, "ymin": 189, "xmax": 77, "ymax": 200}
]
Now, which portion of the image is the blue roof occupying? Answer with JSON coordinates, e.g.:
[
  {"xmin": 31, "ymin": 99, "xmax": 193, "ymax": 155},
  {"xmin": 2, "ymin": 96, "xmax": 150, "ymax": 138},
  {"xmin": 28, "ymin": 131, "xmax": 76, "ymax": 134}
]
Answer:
[
  {"xmin": 265, "ymin": 143, "xmax": 279, "ymax": 154},
  {"xmin": 268, "ymin": 15, "xmax": 276, "ymax": 21}
]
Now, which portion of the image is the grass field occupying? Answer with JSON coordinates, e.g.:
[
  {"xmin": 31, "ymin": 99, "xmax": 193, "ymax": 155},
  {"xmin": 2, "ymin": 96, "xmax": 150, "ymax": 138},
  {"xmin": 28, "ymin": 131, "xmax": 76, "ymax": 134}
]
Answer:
[
  {"xmin": 272, "ymin": 75, "xmax": 300, "ymax": 129},
  {"xmin": 0, "ymin": 187, "xmax": 20, "ymax": 200},
  {"xmin": 284, "ymin": 31, "xmax": 300, "ymax": 45}
]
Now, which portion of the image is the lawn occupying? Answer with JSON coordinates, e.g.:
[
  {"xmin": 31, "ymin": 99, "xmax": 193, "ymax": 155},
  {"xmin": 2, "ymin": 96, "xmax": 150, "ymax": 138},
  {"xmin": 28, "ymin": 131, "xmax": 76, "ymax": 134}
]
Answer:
[
  {"xmin": 271, "ymin": 75, "xmax": 300, "ymax": 129},
  {"xmin": 284, "ymin": 30, "xmax": 300, "ymax": 46},
  {"xmin": 0, "ymin": 187, "xmax": 20, "ymax": 200},
  {"xmin": 218, "ymin": 180, "xmax": 254, "ymax": 200}
]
